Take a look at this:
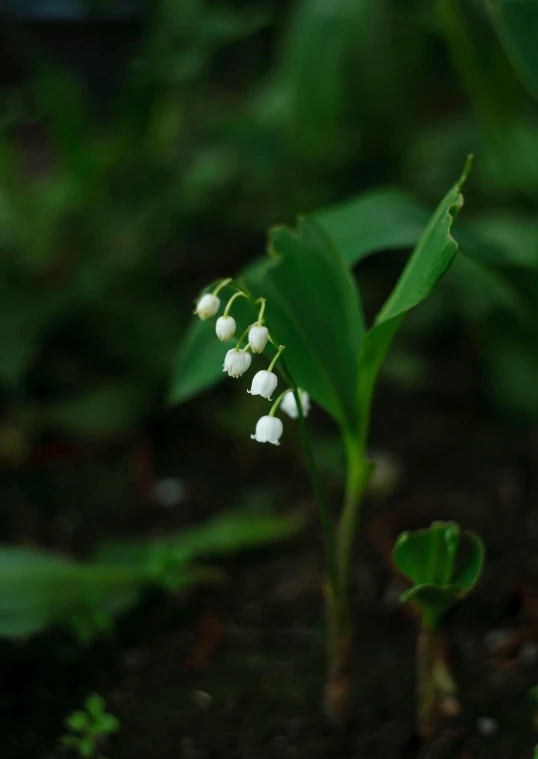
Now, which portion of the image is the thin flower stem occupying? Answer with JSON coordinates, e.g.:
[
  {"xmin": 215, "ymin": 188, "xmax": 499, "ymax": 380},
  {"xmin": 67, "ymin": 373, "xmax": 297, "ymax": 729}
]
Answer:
[
  {"xmin": 224, "ymin": 291, "xmax": 247, "ymax": 317},
  {"xmin": 417, "ymin": 619, "xmax": 439, "ymax": 741},
  {"xmin": 268, "ymin": 345, "xmax": 285, "ymax": 372},
  {"xmin": 225, "ymin": 279, "xmax": 338, "ymax": 598},
  {"xmin": 256, "ymin": 298, "xmax": 267, "ymax": 324},
  {"xmin": 213, "ymin": 277, "xmax": 232, "ymax": 296},
  {"xmin": 269, "ymin": 389, "xmax": 288, "ymax": 417},
  {"xmin": 235, "ymin": 324, "xmax": 253, "ymax": 349},
  {"xmin": 277, "ymin": 356, "xmax": 338, "ymax": 599}
]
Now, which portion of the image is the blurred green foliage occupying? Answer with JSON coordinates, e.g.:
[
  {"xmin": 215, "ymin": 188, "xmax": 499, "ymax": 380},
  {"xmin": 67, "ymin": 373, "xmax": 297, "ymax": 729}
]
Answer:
[
  {"xmin": 2, "ymin": 0, "xmax": 538, "ymax": 448},
  {"xmin": 61, "ymin": 692, "xmax": 119, "ymax": 759},
  {"xmin": 2, "ymin": 0, "xmax": 538, "ymax": 639},
  {"xmin": 0, "ymin": 510, "xmax": 301, "ymax": 640}
]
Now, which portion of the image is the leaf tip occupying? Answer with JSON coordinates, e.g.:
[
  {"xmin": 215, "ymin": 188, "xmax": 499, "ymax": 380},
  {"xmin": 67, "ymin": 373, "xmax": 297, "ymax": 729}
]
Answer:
[{"xmin": 458, "ymin": 154, "xmax": 474, "ymax": 188}]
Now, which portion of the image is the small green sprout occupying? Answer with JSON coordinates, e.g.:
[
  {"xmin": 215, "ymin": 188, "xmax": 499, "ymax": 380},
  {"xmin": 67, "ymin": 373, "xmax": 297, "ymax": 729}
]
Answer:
[
  {"xmin": 393, "ymin": 521, "xmax": 484, "ymax": 741},
  {"xmin": 60, "ymin": 693, "xmax": 120, "ymax": 759}
]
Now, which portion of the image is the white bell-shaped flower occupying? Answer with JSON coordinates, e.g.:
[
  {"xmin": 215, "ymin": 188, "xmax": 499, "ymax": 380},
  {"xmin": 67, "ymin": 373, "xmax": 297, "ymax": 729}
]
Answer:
[
  {"xmin": 223, "ymin": 348, "xmax": 251, "ymax": 378},
  {"xmin": 248, "ymin": 370, "xmax": 278, "ymax": 400},
  {"xmin": 280, "ymin": 389, "xmax": 311, "ymax": 419},
  {"xmin": 195, "ymin": 293, "xmax": 220, "ymax": 320},
  {"xmin": 216, "ymin": 315, "xmax": 236, "ymax": 342},
  {"xmin": 249, "ymin": 325, "xmax": 269, "ymax": 354},
  {"xmin": 251, "ymin": 415, "xmax": 283, "ymax": 445}
]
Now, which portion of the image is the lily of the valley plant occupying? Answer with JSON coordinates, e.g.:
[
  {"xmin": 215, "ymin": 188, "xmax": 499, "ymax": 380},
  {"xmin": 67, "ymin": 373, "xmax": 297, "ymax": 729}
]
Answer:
[{"xmin": 175, "ymin": 157, "xmax": 472, "ymax": 726}]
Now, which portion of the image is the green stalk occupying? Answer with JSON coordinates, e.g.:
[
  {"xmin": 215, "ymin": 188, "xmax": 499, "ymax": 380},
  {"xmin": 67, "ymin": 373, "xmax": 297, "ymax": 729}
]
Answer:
[
  {"xmin": 228, "ymin": 279, "xmax": 343, "ymax": 717},
  {"xmin": 324, "ymin": 430, "xmax": 373, "ymax": 725},
  {"xmin": 417, "ymin": 618, "xmax": 439, "ymax": 741}
]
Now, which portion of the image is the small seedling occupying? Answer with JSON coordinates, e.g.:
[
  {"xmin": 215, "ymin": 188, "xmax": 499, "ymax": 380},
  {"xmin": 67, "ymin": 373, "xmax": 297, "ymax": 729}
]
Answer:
[
  {"xmin": 60, "ymin": 693, "xmax": 120, "ymax": 759},
  {"xmin": 393, "ymin": 521, "xmax": 484, "ymax": 741}
]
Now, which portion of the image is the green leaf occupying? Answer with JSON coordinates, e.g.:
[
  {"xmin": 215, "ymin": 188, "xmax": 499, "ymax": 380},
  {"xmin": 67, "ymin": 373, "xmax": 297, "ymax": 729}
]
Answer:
[
  {"xmin": 171, "ymin": 220, "xmax": 364, "ymax": 429},
  {"xmin": 66, "ymin": 710, "xmax": 90, "ymax": 732},
  {"xmin": 169, "ymin": 316, "xmax": 230, "ymax": 405},
  {"xmin": 393, "ymin": 521, "xmax": 485, "ymax": 621},
  {"xmin": 35, "ymin": 65, "xmax": 96, "ymax": 186},
  {"xmin": 79, "ymin": 734, "xmax": 95, "ymax": 758},
  {"xmin": 98, "ymin": 713, "xmax": 120, "ymax": 734},
  {"xmin": 93, "ymin": 510, "xmax": 302, "ymax": 570},
  {"xmin": 169, "ymin": 260, "xmax": 266, "ymax": 405},
  {"xmin": 170, "ymin": 163, "xmax": 473, "ymax": 418},
  {"xmin": 0, "ymin": 546, "xmax": 146, "ymax": 638},
  {"xmin": 487, "ymin": 0, "xmax": 538, "ymax": 101},
  {"xmin": 315, "ymin": 189, "xmax": 430, "ymax": 267},
  {"xmin": 85, "ymin": 693, "xmax": 106, "ymax": 718},
  {"xmin": 393, "ymin": 522, "xmax": 462, "ymax": 588},
  {"xmin": 257, "ymin": 0, "xmax": 372, "ymax": 160},
  {"xmin": 251, "ymin": 219, "xmax": 364, "ymax": 428},
  {"xmin": 356, "ymin": 158, "xmax": 471, "ymax": 416}
]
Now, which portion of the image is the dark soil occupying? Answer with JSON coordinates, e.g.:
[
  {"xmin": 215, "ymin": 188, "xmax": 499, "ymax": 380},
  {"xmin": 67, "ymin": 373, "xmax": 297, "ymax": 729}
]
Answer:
[{"xmin": 3, "ymin": 354, "xmax": 538, "ymax": 759}]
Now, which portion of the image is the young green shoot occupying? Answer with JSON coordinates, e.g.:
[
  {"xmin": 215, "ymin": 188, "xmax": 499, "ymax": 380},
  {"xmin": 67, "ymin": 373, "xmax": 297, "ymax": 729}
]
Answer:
[
  {"xmin": 393, "ymin": 521, "xmax": 484, "ymax": 741},
  {"xmin": 60, "ymin": 693, "xmax": 120, "ymax": 759}
]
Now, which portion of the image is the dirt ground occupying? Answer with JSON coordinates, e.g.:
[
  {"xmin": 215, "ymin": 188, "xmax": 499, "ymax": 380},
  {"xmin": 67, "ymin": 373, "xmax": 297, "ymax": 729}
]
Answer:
[{"xmin": 3, "ymin": 349, "xmax": 538, "ymax": 759}]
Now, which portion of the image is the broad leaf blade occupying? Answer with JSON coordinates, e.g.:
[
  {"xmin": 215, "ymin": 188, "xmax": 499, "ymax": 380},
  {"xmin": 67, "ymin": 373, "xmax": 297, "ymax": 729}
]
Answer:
[
  {"xmin": 375, "ymin": 157, "xmax": 472, "ymax": 325},
  {"xmin": 394, "ymin": 522, "xmax": 485, "ymax": 620},
  {"xmin": 315, "ymin": 189, "xmax": 430, "ymax": 267},
  {"xmin": 94, "ymin": 510, "xmax": 303, "ymax": 568},
  {"xmin": 169, "ymin": 317, "xmax": 230, "ymax": 404},
  {"xmin": 451, "ymin": 530, "xmax": 485, "ymax": 591},
  {"xmin": 0, "ymin": 546, "xmax": 146, "ymax": 638},
  {"xmin": 357, "ymin": 159, "xmax": 471, "ymax": 411},
  {"xmin": 400, "ymin": 584, "xmax": 463, "ymax": 619},
  {"xmin": 251, "ymin": 219, "xmax": 364, "ymax": 427},
  {"xmin": 170, "ymin": 219, "xmax": 364, "ymax": 429},
  {"xmin": 487, "ymin": 0, "xmax": 538, "ymax": 102},
  {"xmin": 393, "ymin": 522, "xmax": 461, "ymax": 588},
  {"xmin": 169, "ymin": 262, "xmax": 269, "ymax": 405}
]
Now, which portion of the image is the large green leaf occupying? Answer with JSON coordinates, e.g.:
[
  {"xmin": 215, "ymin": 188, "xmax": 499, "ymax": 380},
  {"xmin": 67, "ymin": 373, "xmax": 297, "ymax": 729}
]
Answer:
[
  {"xmin": 263, "ymin": 0, "xmax": 372, "ymax": 159},
  {"xmin": 171, "ymin": 220, "xmax": 364, "ymax": 428},
  {"xmin": 249, "ymin": 219, "xmax": 364, "ymax": 428},
  {"xmin": 0, "ymin": 547, "xmax": 146, "ymax": 637},
  {"xmin": 356, "ymin": 159, "xmax": 471, "ymax": 417},
  {"xmin": 170, "ymin": 161, "xmax": 472, "ymax": 418},
  {"xmin": 487, "ymin": 0, "xmax": 538, "ymax": 102},
  {"xmin": 315, "ymin": 189, "xmax": 430, "ymax": 267},
  {"xmin": 93, "ymin": 510, "xmax": 303, "ymax": 573}
]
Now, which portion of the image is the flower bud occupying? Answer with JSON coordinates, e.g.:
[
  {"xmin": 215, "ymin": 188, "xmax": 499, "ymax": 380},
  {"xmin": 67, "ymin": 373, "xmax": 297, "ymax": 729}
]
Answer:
[
  {"xmin": 195, "ymin": 293, "xmax": 220, "ymax": 320},
  {"xmin": 248, "ymin": 370, "xmax": 278, "ymax": 401},
  {"xmin": 249, "ymin": 325, "xmax": 269, "ymax": 354},
  {"xmin": 216, "ymin": 315, "xmax": 236, "ymax": 342},
  {"xmin": 280, "ymin": 389, "xmax": 310, "ymax": 419},
  {"xmin": 223, "ymin": 349, "xmax": 251, "ymax": 378},
  {"xmin": 251, "ymin": 415, "xmax": 283, "ymax": 445}
]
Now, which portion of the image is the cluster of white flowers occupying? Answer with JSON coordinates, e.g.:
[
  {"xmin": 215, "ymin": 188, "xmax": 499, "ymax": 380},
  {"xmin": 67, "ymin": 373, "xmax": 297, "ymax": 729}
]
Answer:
[{"xmin": 194, "ymin": 283, "xmax": 310, "ymax": 445}]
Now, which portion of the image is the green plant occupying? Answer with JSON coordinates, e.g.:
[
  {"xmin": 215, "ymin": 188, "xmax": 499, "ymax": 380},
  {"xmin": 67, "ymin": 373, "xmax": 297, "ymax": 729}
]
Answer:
[
  {"xmin": 60, "ymin": 693, "xmax": 119, "ymax": 759},
  {"xmin": 0, "ymin": 510, "xmax": 301, "ymax": 641},
  {"xmin": 393, "ymin": 521, "xmax": 484, "ymax": 740},
  {"xmin": 171, "ymin": 158, "xmax": 472, "ymax": 723}
]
